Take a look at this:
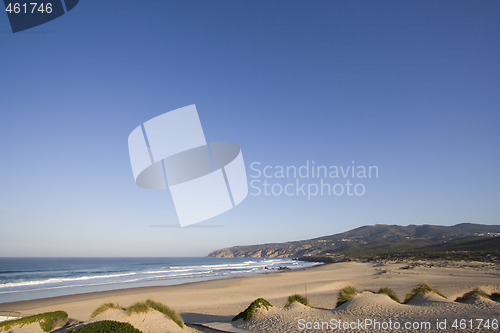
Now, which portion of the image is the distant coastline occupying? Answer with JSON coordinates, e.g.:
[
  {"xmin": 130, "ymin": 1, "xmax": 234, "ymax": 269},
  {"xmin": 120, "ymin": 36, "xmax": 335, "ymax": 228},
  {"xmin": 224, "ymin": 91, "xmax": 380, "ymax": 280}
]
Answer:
[{"xmin": 209, "ymin": 223, "xmax": 500, "ymax": 263}]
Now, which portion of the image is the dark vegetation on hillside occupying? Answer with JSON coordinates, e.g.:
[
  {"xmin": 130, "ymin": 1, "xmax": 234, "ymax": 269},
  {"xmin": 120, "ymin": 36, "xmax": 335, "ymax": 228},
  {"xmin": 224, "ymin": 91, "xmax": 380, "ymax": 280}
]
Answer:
[{"xmin": 209, "ymin": 223, "xmax": 500, "ymax": 262}]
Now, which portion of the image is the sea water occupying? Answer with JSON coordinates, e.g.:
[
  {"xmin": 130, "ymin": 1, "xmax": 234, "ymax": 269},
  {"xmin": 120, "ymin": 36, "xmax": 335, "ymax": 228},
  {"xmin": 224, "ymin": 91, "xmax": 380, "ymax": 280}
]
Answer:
[{"xmin": 0, "ymin": 257, "xmax": 317, "ymax": 303}]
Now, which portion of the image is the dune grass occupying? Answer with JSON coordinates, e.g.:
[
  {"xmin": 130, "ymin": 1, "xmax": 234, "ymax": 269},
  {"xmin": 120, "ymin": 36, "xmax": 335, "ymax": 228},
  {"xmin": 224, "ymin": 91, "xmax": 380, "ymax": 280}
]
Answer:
[
  {"xmin": 145, "ymin": 299, "xmax": 184, "ymax": 328},
  {"xmin": 232, "ymin": 298, "xmax": 273, "ymax": 321},
  {"xmin": 404, "ymin": 283, "xmax": 445, "ymax": 303},
  {"xmin": 127, "ymin": 299, "xmax": 184, "ymax": 328},
  {"xmin": 336, "ymin": 286, "xmax": 358, "ymax": 307},
  {"xmin": 90, "ymin": 303, "xmax": 122, "ymax": 318},
  {"xmin": 90, "ymin": 299, "xmax": 184, "ymax": 328},
  {"xmin": 0, "ymin": 311, "xmax": 67, "ymax": 332},
  {"xmin": 70, "ymin": 320, "xmax": 142, "ymax": 333},
  {"xmin": 378, "ymin": 287, "xmax": 400, "ymax": 303},
  {"xmin": 126, "ymin": 302, "xmax": 150, "ymax": 315},
  {"xmin": 455, "ymin": 288, "xmax": 491, "ymax": 303},
  {"xmin": 284, "ymin": 294, "xmax": 310, "ymax": 307}
]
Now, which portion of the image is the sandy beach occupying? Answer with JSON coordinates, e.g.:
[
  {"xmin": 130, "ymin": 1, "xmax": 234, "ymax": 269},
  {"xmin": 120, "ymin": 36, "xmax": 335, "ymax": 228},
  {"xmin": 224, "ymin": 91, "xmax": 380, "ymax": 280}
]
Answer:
[{"xmin": 1, "ymin": 261, "xmax": 499, "ymax": 332}]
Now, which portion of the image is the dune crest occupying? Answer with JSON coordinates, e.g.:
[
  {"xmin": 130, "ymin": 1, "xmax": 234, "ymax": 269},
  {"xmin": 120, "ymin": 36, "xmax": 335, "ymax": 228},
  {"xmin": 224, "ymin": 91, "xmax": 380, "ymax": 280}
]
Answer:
[{"xmin": 89, "ymin": 308, "xmax": 199, "ymax": 333}]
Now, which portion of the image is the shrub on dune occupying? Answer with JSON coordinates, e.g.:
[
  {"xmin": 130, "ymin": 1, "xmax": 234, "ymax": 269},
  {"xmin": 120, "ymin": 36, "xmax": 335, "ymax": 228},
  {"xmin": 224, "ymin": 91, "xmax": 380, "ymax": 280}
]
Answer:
[
  {"xmin": 455, "ymin": 288, "xmax": 491, "ymax": 303},
  {"xmin": 126, "ymin": 302, "xmax": 150, "ymax": 315},
  {"xmin": 404, "ymin": 283, "xmax": 445, "ymax": 303},
  {"xmin": 145, "ymin": 299, "xmax": 184, "ymax": 329},
  {"xmin": 336, "ymin": 286, "xmax": 358, "ymax": 307},
  {"xmin": 126, "ymin": 299, "xmax": 184, "ymax": 328},
  {"xmin": 378, "ymin": 287, "xmax": 400, "ymax": 303},
  {"xmin": 90, "ymin": 303, "xmax": 122, "ymax": 318},
  {"xmin": 70, "ymin": 320, "xmax": 142, "ymax": 333},
  {"xmin": 232, "ymin": 298, "xmax": 273, "ymax": 321},
  {"xmin": 285, "ymin": 294, "xmax": 310, "ymax": 307},
  {"xmin": 0, "ymin": 311, "xmax": 68, "ymax": 332},
  {"xmin": 89, "ymin": 299, "xmax": 184, "ymax": 329}
]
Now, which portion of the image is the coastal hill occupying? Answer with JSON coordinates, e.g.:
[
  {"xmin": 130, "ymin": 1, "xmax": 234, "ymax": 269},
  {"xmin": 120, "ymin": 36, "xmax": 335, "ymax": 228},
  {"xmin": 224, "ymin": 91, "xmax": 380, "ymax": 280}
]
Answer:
[{"xmin": 208, "ymin": 223, "xmax": 500, "ymax": 261}]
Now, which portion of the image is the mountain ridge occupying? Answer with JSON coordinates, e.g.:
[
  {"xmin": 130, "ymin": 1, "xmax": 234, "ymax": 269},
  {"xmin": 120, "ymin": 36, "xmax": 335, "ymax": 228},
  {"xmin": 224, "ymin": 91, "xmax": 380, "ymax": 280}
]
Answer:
[{"xmin": 208, "ymin": 223, "xmax": 500, "ymax": 261}]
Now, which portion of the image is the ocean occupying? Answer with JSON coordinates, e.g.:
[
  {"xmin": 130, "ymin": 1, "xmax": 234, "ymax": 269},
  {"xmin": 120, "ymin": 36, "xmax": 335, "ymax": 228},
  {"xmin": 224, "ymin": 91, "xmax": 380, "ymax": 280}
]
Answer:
[{"xmin": 0, "ymin": 257, "xmax": 318, "ymax": 304}]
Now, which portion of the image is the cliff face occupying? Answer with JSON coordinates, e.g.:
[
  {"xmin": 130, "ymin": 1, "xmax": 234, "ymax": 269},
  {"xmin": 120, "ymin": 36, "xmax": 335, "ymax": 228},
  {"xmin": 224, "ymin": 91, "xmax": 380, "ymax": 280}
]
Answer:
[
  {"xmin": 208, "ymin": 223, "xmax": 500, "ymax": 259},
  {"xmin": 209, "ymin": 245, "xmax": 314, "ymax": 258}
]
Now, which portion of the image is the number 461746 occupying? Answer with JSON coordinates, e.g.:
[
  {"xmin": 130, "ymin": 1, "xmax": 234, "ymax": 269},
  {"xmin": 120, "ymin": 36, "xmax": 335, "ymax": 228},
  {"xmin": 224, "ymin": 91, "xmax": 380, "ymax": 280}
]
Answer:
[{"xmin": 5, "ymin": 2, "xmax": 53, "ymax": 14}]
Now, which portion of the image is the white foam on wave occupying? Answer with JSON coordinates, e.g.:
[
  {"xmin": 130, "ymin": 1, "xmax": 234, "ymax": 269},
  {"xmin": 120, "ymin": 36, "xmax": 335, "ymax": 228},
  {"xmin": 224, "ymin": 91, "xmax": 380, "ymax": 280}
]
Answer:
[
  {"xmin": 0, "ymin": 272, "xmax": 140, "ymax": 289},
  {"xmin": 0, "ymin": 259, "xmax": 317, "ymax": 296}
]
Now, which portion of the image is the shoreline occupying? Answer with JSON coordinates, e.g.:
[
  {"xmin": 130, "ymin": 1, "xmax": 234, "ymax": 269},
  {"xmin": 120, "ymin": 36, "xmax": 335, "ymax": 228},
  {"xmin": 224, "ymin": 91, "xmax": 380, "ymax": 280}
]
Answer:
[
  {"xmin": 0, "ymin": 257, "xmax": 319, "ymax": 307},
  {"xmin": 0, "ymin": 262, "xmax": 326, "ymax": 313},
  {"xmin": 1, "ymin": 260, "xmax": 499, "ymax": 331}
]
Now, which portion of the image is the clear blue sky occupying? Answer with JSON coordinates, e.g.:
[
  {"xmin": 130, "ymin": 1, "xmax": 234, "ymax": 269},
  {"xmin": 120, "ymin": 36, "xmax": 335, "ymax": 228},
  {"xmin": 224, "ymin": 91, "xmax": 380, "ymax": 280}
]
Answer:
[{"xmin": 1, "ymin": 1, "xmax": 499, "ymax": 256}]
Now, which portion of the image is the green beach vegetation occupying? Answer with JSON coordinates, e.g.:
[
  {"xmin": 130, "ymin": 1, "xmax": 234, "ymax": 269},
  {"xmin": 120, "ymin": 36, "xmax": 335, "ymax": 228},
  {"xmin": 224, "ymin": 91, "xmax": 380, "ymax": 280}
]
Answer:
[
  {"xmin": 128, "ymin": 299, "xmax": 184, "ymax": 328},
  {"xmin": 71, "ymin": 320, "xmax": 142, "ymax": 333},
  {"xmin": 336, "ymin": 286, "xmax": 358, "ymax": 307},
  {"xmin": 404, "ymin": 283, "xmax": 445, "ymax": 303},
  {"xmin": 90, "ymin": 303, "xmax": 122, "ymax": 318},
  {"xmin": 0, "ymin": 311, "xmax": 67, "ymax": 332},
  {"xmin": 232, "ymin": 298, "xmax": 273, "ymax": 321},
  {"xmin": 284, "ymin": 294, "xmax": 310, "ymax": 307},
  {"xmin": 378, "ymin": 287, "xmax": 400, "ymax": 303},
  {"xmin": 90, "ymin": 299, "xmax": 184, "ymax": 329},
  {"xmin": 455, "ymin": 288, "xmax": 492, "ymax": 302}
]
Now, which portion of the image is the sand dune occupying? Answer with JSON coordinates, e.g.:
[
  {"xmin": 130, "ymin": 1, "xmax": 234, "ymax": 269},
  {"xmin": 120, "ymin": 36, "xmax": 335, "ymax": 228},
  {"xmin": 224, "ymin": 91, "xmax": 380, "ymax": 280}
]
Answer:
[
  {"xmin": 236, "ymin": 292, "xmax": 500, "ymax": 333},
  {"xmin": 88, "ymin": 308, "xmax": 199, "ymax": 333},
  {"xmin": 0, "ymin": 261, "xmax": 498, "ymax": 332}
]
